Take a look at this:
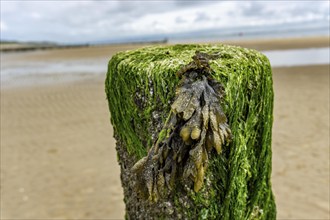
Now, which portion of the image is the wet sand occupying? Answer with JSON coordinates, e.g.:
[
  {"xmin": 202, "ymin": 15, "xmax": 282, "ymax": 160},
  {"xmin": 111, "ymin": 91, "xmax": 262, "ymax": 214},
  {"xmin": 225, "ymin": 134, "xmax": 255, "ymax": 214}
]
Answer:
[
  {"xmin": 1, "ymin": 37, "xmax": 329, "ymax": 219},
  {"xmin": 272, "ymin": 65, "xmax": 329, "ymax": 219}
]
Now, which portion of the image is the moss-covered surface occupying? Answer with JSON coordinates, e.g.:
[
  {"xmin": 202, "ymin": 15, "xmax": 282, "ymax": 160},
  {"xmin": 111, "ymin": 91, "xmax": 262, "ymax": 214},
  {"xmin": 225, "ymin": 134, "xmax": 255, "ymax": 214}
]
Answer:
[{"xmin": 105, "ymin": 44, "xmax": 276, "ymax": 219}]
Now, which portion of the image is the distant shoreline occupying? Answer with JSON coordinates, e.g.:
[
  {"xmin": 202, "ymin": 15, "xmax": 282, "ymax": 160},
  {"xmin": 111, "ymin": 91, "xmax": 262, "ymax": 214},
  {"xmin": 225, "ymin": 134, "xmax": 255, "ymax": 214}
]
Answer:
[
  {"xmin": 0, "ymin": 43, "xmax": 90, "ymax": 53},
  {"xmin": 1, "ymin": 35, "xmax": 329, "ymax": 89},
  {"xmin": 1, "ymin": 35, "xmax": 328, "ymax": 53},
  {"xmin": 0, "ymin": 38, "xmax": 168, "ymax": 53}
]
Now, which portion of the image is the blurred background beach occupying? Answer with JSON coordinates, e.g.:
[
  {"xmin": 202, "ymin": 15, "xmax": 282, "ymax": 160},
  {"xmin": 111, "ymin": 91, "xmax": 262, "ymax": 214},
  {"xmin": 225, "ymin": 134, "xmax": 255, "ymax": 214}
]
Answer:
[{"xmin": 1, "ymin": 1, "xmax": 329, "ymax": 219}]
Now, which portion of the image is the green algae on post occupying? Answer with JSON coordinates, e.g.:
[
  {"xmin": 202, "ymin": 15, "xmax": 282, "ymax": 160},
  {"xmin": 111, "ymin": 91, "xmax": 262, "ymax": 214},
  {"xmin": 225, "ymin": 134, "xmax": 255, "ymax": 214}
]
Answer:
[{"xmin": 105, "ymin": 44, "xmax": 276, "ymax": 219}]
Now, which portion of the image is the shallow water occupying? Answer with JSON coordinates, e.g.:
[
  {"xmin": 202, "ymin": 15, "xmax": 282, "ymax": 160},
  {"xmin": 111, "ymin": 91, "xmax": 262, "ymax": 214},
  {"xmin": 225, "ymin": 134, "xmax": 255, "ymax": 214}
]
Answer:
[
  {"xmin": 1, "ymin": 59, "xmax": 106, "ymax": 77},
  {"xmin": 263, "ymin": 47, "xmax": 330, "ymax": 67},
  {"xmin": 1, "ymin": 47, "xmax": 329, "ymax": 87}
]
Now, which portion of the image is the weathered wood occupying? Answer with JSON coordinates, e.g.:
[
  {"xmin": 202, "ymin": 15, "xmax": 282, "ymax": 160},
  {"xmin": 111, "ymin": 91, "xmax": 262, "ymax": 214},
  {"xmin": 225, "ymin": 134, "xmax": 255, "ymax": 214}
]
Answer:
[{"xmin": 105, "ymin": 44, "xmax": 276, "ymax": 219}]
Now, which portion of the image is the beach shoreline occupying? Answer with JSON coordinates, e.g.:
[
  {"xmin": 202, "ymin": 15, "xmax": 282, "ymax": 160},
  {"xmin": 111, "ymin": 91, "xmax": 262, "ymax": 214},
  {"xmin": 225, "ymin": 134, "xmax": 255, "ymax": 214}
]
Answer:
[
  {"xmin": 1, "ymin": 36, "xmax": 329, "ymax": 219},
  {"xmin": 1, "ymin": 35, "xmax": 329, "ymax": 89},
  {"xmin": 1, "ymin": 35, "xmax": 329, "ymax": 54}
]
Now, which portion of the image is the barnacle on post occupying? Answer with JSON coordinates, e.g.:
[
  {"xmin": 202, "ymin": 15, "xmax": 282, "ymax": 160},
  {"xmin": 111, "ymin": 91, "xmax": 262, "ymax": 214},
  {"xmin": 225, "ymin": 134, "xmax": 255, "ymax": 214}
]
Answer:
[{"xmin": 132, "ymin": 51, "xmax": 231, "ymax": 202}]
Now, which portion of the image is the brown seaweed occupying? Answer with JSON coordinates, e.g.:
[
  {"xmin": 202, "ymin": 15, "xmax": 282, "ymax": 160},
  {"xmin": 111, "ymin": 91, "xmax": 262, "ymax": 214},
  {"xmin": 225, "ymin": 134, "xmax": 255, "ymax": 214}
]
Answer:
[{"xmin": 132, "ymin": 51, "xmax": 231, "ymax": 202}]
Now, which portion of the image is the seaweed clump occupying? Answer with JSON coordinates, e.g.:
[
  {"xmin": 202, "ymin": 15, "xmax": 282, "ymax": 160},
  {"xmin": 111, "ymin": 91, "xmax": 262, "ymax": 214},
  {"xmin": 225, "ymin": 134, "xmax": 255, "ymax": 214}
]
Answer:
[{"xmin": 132, "ymin": 51, "xmax": 231, "ymax": 202}]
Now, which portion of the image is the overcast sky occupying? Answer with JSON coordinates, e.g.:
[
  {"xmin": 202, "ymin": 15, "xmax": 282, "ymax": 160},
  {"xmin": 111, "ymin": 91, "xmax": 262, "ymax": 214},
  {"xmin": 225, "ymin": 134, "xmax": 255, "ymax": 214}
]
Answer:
[{"xmin": 1, "ymin": 0, "xmax": 329, "ymax": 43}]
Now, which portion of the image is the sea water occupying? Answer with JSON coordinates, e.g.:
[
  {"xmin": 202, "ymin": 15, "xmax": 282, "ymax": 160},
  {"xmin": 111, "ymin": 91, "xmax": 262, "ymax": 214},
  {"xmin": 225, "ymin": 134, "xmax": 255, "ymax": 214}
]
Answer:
[
  {"xmin": 263, "ymin": 47, "xmax": 330, "ymax": 67},
  {"xmin": 1, "ymin": 47, "xmax": 329, "ymax": 87},
  {"xmin": 1, "ymin": 47, "xmax": 329, "ymax": 76}
]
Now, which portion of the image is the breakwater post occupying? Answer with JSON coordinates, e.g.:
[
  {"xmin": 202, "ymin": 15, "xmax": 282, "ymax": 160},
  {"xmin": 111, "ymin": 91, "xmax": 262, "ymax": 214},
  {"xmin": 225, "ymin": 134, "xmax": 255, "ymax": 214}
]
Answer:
[{"xmin": 105, "ymin": 44, "xmax": 276, "ymax": 219}]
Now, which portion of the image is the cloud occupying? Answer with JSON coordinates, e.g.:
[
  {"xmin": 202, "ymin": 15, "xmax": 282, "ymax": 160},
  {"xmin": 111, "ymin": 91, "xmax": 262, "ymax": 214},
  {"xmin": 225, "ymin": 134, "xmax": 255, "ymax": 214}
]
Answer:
[
  {"xmin": 174, "ymin": 0, "xmax": 216, "ymax": 8},
  {"xmin": 0, "ymin": 0, "xmax": 328, "ymax": 43},
  {"xmin": 194, "ymin": 12, "xmax": 211, "ymax": 22},
  {"xmin": 30, "ymin": 12, "xmax": 42, "ymax": 20},
  {"xmin": 175, "ymin": 16, "xmax": 187, "ymax": 24},
  {"xmin": 0, "ymin": 21, "xmax": 8, "ymax": 32}
]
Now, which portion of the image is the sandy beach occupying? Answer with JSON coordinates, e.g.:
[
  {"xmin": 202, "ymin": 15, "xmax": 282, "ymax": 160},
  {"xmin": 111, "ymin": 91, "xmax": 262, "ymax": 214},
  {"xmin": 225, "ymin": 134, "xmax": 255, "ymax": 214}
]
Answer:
[{"xmin": 1, "ymin": 36, "xmax": 329, "ymax": 219}]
